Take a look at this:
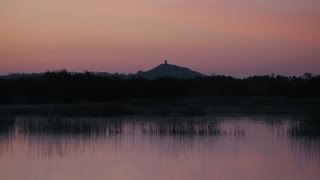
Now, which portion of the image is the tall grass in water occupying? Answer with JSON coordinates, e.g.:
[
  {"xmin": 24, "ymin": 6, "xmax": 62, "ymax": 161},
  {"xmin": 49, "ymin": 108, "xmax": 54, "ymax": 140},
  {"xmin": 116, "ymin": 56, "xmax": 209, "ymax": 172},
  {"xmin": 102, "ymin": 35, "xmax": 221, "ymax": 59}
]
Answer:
[
  {"xmin": 17, "ymin": 117, "xmax": 123, "ymax": 136},
  {"xmin": 288, "ymin": 116, "xmax": 320, "ymax": 137},
  {"xmin": 0, "ymin": 116, "xmax": 15, "ymax": 135},
  {"xmin": 287, "ymin": 116, "xmax": 320, "ymax": 165}
]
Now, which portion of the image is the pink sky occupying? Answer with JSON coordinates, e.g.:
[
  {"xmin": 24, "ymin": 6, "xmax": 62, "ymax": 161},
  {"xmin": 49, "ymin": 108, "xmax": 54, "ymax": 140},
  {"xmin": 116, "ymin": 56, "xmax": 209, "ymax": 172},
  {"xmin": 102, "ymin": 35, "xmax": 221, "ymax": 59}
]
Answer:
[{"xmin": 1, "ymin": 0, "xmax": 320, "ymax": 77}]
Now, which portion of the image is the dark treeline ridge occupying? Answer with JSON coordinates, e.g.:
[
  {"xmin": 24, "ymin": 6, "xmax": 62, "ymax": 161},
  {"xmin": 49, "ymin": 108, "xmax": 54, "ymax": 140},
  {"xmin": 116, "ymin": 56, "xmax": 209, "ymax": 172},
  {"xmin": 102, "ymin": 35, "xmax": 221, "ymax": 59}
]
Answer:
[{"xmin": 0, "ymin": 70, "xmax": 319, "ymax": 104}]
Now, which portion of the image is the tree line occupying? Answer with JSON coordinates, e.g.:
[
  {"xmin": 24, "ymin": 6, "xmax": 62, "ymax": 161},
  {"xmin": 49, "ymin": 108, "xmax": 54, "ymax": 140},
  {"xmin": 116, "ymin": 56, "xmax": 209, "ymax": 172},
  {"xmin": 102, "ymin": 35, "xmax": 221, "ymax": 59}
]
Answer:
[{"xmin": 0, "ymin": 70, "xmax": 319, "ymax": 104}]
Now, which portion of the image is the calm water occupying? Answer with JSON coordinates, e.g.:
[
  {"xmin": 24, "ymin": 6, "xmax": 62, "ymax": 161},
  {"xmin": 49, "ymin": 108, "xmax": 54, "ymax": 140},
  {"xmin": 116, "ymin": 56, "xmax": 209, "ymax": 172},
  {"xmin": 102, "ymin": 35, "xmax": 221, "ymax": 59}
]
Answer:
[{"xmin": 0, "ymin": 115, "xmax": 319, "ymax": 180}]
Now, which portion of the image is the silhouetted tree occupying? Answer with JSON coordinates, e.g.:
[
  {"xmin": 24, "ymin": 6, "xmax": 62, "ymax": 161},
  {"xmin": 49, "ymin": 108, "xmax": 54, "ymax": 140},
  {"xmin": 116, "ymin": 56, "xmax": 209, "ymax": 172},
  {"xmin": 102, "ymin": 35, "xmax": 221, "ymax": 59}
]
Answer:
[{"xmin": 0, "ymin": 71, "xmax": 319, "ymax": 104}]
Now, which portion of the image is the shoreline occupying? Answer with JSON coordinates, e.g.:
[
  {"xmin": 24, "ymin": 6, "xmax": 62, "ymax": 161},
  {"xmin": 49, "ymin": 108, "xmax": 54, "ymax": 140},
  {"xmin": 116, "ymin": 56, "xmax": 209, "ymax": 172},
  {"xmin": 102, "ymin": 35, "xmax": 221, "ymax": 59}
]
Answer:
[{"xmin": 1, "ymin": 97, "xmax": 319, "ymax": 117}]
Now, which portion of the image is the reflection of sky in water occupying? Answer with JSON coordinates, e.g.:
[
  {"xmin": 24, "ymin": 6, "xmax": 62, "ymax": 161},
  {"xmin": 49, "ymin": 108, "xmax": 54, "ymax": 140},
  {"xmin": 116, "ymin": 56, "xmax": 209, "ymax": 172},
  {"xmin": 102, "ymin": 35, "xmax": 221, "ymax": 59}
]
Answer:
[{"xmin": 0, "ymin": 116, "xmax": 319, "ymax": 180}]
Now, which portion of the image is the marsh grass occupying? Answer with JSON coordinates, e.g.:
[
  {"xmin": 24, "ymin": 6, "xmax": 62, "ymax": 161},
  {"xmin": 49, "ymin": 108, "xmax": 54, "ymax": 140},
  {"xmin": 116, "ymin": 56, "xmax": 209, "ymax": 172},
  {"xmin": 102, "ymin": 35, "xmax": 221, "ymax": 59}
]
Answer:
[
  {"xmin": 0, "ymin": 116, "xmax": 15, "ymax": 134},
  {"xmin": 288, "ymin": 116, "xmax": 320, "ymax": 137}
]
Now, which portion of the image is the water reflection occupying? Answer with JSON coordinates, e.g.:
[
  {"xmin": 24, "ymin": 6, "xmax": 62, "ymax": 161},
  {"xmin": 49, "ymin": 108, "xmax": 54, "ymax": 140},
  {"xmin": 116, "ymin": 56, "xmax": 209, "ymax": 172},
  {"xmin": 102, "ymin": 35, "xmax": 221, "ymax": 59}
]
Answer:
[
  {"xmin": 0, "ymin": 115, "xmax": 319, "ymax": 180},
  {"xmin": 0, "ymin": 116, "xmax": 15, "ymax": 155},
  {"xmin": 3, "ymin": 116, "xmax": 248, "ymax": 136},
  {"xmin": 17, "ymin": 116, "xmax": 123, "ymax": 136},
  {"xmin": 0, "ymin": 116, "xmax": 248, "ymax": 157},
  {"xmin": 0, "ymin": 116, "xmax": 15, "ymax": 135},
  {"xmin": 288, "ymin": 116, "xmax": 320, "ymax": 165},
  {"xmin": 288, "ymin": 116, "xmax": 320, "ymax": 137}
]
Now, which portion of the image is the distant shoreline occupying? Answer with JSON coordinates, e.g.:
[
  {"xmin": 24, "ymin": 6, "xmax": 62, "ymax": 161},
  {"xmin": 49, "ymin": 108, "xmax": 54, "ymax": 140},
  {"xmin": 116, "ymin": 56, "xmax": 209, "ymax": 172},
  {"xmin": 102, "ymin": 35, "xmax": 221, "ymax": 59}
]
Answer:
[
  {"xmin": 1, "ymin": 70, "xmax": 320, "ymax": 105},
  {"xmin": 1, "ymin": 97, "xmax": 319, "ymax": 117}
]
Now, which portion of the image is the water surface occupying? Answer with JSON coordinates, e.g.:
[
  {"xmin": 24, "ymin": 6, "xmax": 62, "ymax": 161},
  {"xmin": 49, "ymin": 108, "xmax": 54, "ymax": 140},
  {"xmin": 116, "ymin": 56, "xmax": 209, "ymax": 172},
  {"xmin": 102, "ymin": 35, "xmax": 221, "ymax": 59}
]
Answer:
[{"xmin": 0, "ymin": 115, "xmax": 319, "ymax": 180}]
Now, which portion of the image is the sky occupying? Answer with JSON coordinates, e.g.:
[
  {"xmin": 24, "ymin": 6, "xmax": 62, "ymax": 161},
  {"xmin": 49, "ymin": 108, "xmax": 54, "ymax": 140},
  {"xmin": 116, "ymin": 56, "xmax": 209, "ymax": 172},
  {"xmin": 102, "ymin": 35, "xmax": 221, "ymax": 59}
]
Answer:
[{"xmin": 1, "ymin": 0, "xmax": 320, "ymax": 77}]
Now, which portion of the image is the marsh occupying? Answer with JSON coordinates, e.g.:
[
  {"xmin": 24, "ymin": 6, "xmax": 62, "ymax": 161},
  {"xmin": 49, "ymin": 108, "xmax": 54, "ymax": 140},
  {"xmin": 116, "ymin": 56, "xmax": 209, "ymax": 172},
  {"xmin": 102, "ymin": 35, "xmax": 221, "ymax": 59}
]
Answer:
[{"xmin": 0, "ymin": 115, "xmax": 319, "ymax": 180}]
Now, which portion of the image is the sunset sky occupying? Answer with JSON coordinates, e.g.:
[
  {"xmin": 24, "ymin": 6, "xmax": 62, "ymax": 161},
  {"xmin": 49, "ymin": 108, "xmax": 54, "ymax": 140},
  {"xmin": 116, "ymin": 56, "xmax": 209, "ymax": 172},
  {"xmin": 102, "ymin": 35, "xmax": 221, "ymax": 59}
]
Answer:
[{"xmin": 1, "ymin": 0, "xmax": 319, "ymax": 77}]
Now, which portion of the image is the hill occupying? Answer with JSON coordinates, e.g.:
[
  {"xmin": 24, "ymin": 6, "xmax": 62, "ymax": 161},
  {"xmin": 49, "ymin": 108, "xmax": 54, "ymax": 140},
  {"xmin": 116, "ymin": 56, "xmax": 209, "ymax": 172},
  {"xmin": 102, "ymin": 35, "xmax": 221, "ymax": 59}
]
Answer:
[{"xmin": 136, "ymin": 61, "xmax": 205, "ymax": 79}]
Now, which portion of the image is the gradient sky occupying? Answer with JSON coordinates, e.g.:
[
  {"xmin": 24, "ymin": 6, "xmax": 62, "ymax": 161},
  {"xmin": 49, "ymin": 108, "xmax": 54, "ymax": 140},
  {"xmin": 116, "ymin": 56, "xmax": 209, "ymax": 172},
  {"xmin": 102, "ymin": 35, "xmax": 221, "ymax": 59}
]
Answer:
[{"xmin": 1, "ymin": 0, "xmax": 320, "ymax": 77}]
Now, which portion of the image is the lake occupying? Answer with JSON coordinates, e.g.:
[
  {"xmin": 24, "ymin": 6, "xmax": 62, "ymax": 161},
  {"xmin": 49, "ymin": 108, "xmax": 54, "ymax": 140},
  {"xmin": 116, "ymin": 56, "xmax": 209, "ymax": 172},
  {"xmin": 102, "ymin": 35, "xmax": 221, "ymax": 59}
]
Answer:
[{"xmin": 0, "ymin": 115, "xmax": 319, "ymax": 180}]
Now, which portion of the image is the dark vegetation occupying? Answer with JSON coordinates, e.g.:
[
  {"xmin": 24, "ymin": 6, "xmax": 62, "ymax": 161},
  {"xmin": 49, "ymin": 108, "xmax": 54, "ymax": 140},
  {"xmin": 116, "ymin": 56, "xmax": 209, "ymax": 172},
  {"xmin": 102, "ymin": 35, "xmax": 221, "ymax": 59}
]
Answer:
[
  {"xmin": 0, "ymin": 116, "xmax": 237, "ymax": 136},
  {"xmin": 0, "ymin": 116, "xmax": 15, "ymax": 134},
  {"xmin": 0, "ymin": 70, "xmax": 319, "ymax": 105},
  {"xmin": 288, "ymin": 116, "xmax": 320, "ymax": 137}
]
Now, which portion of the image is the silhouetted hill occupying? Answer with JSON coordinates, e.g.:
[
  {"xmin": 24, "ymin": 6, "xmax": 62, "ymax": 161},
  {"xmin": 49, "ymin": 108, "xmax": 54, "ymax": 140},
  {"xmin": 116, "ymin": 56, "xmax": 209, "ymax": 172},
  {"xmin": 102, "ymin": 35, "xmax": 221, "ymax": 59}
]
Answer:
[{"xmin": 136, "ymin": 61, "xmax": 205, "ymax": 79}]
